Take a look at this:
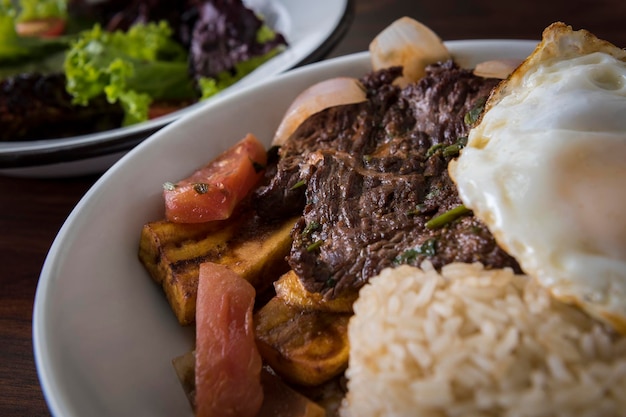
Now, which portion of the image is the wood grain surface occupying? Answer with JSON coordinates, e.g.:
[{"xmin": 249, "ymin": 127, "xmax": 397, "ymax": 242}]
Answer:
[{"xmin": 1, "ymin": 0, "xmax": 624, "ymax": 415}]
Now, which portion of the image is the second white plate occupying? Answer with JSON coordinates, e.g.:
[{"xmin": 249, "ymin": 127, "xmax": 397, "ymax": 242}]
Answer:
[{"xmin": 0, "ymin": 0, "xmax": 353, "ymax": 177}]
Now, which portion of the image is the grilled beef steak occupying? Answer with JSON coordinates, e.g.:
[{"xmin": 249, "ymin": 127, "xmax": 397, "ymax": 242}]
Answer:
[{"xmin": 255, "ymin": 60, "xmax": 521, "ymax": 298}]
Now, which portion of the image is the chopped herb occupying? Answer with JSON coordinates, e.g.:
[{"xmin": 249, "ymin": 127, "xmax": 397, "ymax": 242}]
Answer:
[
  {"xmin": 302, "ymin": 220, "xmax": 320, "ymax": 236},
  {"xmin": 325, "ymin": 277, "xmax": 336, "ymax": 288},
  {"xmin": 395, "ymin": 249, "xmax": 418, "ymax": 264},
  {"xmin": 290, "ymin": 180, "xmax": 306, "ymax": 190},
  {"xmin": 419, "ymin": 238, "xmax": 437, "ymax": 256},
  {"xmin": 426, "ymin": 143, "xmax": 445, "ymax": 158},
  {"xmin": 306, "ymin": 240, "xmax": 323, "ymax": 252},
  {"xmin": 193, "ymin": 183, "xmax": 209, "ymax": 194},
  {"xmin": 394, "ymin": 238, "xmax": 438, "ymax": 264},
  {"xmin": 464, "ymin": 97, "xmax": 487, "ymax": 125},
  {"xmin": 362, "ymin": 154, "xmax": 373, "ymax": 163},
  {"xmin": 163, "ymin": 181, "xmax": 176, "ymax": 191},
  {"xmin": 407, "ymin": 204, "xmax": 426, "ymax": 216},
  {"xmin": 426, "ymin": 205, "xmax": 471, "ymax": 229},
  {"xmin": 425, "ymin": 188, "xmax": 440, "ymax": 200}
]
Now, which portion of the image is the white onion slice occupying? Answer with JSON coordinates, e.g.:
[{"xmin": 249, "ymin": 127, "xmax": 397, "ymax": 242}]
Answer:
[
  {"xmin": 369, "ymin": 17, "xmax": 451, "ymax": 86},
  {"xmin": 473, "ymin": 59, "xmax": 522, "ymax": 79},
  {"xmin": 272, "ymin": 77, "xmax": 367, "ymax": 147}
]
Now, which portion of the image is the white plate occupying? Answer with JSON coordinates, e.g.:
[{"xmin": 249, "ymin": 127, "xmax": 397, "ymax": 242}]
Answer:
[
  {"xmin": 0, "ymin": 0, "xmax": 352, "ymax": 178},
  {"xmin": 33, "ymin": 39, "xmax": 537, "ymax": 417}
]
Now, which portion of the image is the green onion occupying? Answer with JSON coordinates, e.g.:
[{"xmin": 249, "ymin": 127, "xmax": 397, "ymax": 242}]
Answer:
[
  {"xmin": 426, "ymin": 143, "xmax": 445, "ymax": 158},
  {"xmin": 443, "ymin": 144, "xmax": 462, "ymax": 157},
  {"xmin": 290, "ymin": 180, "xmax": 306, "ymax": 190},
  {"xmin": 426, "ymin": 205, "xmax": 471, "ymax": 229},
  {"xmin": 442, "ymin": 136, "xmax": 469, "ymax": 157},
  {"xmin": 464, "ymin": 97, "xmax": 486, "ymax": 125},
  {"xmin": 306, "ymin": 240, "xmax": 323, "ymax": 252}
]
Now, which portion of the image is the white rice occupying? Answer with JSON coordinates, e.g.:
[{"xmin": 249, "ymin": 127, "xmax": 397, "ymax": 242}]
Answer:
[{"xmin": 340, "ymin": 262, "xmax": 626, "ymax": 417}]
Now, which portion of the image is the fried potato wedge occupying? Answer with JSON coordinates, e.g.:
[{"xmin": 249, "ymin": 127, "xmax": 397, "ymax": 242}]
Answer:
[
  {"xmin": 258, "ymin": 370, "xmax": 327, "ymax": 417},
  {"xmin": 139, "ymin": 206, "xmax": 298, "ymax": 325},
  {"xmin": 173, "ymin": 350, "xmax": 328, "ymax": 417},
  {"xmin": 274, "ymin": 270, "xmax": 358, "ymax": 313},
  {"xmin": 255, "ymin": 296, "xmax": 350, "ymax": 387}
]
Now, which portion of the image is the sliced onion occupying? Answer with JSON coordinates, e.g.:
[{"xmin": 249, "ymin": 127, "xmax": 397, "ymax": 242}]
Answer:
[
  {"xmin": 473, "ymin": 59, "xmax": 523, "ymax": 79},
  {"xmin": 369, "ymin": 17, "xmax": 451, "ymax": 86},
  {"xmin": 272, "ymin": 77, "xmax": 367, "ymax": 147}
]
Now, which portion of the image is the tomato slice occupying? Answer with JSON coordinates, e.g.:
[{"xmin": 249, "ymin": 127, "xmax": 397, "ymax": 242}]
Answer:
[
  {"xmin": 195, "ymin": 262, "xmax": 263, "ymax": 417},
  {"xmin": 163, "ymin": 133, "xmax": 267, "ymax": 223},
  {"xmin": 15, "ymin": 17, "xmax": 66, "ymax": 38}
]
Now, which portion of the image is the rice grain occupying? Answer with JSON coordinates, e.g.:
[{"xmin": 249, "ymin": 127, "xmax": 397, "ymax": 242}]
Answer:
[{"xmin": 340, "ymin": 263, "xmax": 626, "ymax": 417}]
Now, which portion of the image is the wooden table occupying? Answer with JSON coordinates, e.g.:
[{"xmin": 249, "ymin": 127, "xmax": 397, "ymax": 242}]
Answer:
[{"xmin": 1, "ymin": 0, "xmax": 624, "ymax": 415}]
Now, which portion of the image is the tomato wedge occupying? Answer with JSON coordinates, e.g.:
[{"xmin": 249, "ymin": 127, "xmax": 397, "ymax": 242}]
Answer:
[
  {"xmin": 163, "ymin": 133, "xmax": 267, "ymax": 223},
  {"xmin": 195, "ymin": 262, "xmax": 263, "ymax": 417},
  {"xmin": 15, "ymin": 17, "xmax": 66, "ymax": 38}
]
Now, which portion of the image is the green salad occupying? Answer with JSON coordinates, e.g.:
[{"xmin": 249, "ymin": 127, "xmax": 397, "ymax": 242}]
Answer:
[{"xmin": 0, "ymin": 0, "xmax": 287, "ymax": 138}]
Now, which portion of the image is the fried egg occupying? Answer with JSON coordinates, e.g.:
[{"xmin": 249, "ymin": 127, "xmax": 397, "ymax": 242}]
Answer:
[{"xmin": 449, "ymin": 22, "xmax": 626, "ymax": 333}]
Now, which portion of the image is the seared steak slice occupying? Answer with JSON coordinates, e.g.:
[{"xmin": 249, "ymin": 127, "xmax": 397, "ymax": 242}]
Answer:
[{"xmin": 256, "ymin": 61, "xmax": 520, "ymax": 298}]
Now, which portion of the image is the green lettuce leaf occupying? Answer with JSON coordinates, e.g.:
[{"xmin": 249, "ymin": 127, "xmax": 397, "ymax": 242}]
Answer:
[
  {"xmin": 0, "ymin": 0, "xmax": 70, "ymax": 64},
  {"xmin": 0, "ymin": 2, "xmax": 23, "ymax": 60},
  {"xmin": 64, "ymin": 21, "xmax": 197, "ymax": 126},
  {"xmin": 0, "ymin": 0, "xmax": 16, "ymax": 17},
  {"xmin": 0, "ymin": 49, "xmax": 66, "ymax": 79},
  {"xmin": 16, "ymin": 0, "xmax": 67, "ymax": 22}
]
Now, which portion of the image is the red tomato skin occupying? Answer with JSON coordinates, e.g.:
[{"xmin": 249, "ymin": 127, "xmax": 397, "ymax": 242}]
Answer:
[
  {"xmin": 164, "ymin": 133, "xmax": 267, "ymax": 223},
  {"xmin": 195, "ymin": 263, "xmax": 263, "ymax": 417}
]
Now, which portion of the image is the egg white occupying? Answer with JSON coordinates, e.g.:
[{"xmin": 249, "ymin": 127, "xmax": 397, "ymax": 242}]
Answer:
[{"xmin": 449, "ymin": 23, "xmax": 626, "ymax": 333}]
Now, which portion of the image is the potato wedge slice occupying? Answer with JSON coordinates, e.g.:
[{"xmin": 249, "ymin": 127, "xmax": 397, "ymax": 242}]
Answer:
[
  {"xmin": 139, "ymin": 206, "xmax": 298, "ymax": 325},
  {"xmin": 274, "ymin": 270, "xmax": 357, "ymax": 313},
  {"xmin": 255, "ymin": 296, "xmax": 350, "ymax": 387}
]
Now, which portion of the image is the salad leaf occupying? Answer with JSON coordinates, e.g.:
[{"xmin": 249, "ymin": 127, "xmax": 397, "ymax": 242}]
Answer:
[
  {"xmin": 0, "ymin": 0, "xmax": 70, "ymax": 64},
  {"xmin": 199, "ymin": 43, "xmax": 282, "ymax": 100},
  {"xmin": 64, "ymin": 21, "xmax": 197, "ymax": 126},
  {"xmin": 0, "ymin": 49, "xmax": 66, "ymax": 79},
  {"xmin": 0, "ymin": 1, "xmax": 22, "ymax": 60},
  {"xmin": 0, "ymin": 0, "xmax": 15, "ymax": 17},
  {"xmin": 194, "ymin": 13, "xmax": 287, "ymax": 100},
  {"xmin": 189, "ymin": 0, "xmax": 287, "ymax": 81},
  {"xmin": 15, "ymin": 0, "xmax": 67, "ymax": 22}
]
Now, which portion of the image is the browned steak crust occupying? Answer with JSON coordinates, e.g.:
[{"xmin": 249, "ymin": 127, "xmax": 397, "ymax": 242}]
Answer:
[{"xmin": 255, "ymin": 61, "xmax": 520, "ymax": 298}]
